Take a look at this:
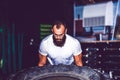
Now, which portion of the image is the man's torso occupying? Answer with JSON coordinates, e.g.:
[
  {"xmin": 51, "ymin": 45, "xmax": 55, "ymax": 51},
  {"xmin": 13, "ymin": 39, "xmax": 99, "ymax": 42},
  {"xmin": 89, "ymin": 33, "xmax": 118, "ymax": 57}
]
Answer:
[{"xmin": 40, "ymin": 34, "xmax": 81, "ymax": 65}]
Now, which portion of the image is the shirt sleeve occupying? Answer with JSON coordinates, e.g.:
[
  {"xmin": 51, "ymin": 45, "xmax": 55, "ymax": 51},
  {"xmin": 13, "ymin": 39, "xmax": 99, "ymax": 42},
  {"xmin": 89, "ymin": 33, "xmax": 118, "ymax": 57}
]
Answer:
[
  {"xmin": 73, "ymin": 39, "xmax": 82, "ymax": 56},
  {"xmin": 38, "ymin": 40, "xmax": 48, "ymax": 56}
]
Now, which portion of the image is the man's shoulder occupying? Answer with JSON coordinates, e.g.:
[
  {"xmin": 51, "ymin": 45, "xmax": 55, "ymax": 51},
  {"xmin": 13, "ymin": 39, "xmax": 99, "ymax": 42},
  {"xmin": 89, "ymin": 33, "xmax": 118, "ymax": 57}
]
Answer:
[
  {"xmin": 41, "ymin": 34, "xmax": 52, "ymax": 43},
  {"xmin": 66, "ymin": 34, "xmax": 79, "ymax": 42}
]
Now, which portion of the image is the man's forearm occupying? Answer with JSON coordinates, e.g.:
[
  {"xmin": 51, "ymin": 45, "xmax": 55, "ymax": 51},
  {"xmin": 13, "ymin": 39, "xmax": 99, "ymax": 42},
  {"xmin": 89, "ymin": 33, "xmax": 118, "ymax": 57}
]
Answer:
[{"xmin": 38, "ymin": 54, "xmax": 47, "ymax": 67}]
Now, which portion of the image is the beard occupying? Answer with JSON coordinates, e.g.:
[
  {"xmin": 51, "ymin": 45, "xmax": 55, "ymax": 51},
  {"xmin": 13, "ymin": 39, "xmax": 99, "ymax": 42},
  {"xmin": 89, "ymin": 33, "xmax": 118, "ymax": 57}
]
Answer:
[{"xmin": 53, "ymin": 35, "xmax": 66, "ymax": 47}]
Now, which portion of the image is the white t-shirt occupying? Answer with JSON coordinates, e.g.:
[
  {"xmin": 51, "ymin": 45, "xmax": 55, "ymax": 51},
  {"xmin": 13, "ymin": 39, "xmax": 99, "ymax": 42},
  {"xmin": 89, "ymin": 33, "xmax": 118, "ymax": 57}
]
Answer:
[{"xmin": 39, "ymin": 34, "xmax": 82, "ymax": 65}]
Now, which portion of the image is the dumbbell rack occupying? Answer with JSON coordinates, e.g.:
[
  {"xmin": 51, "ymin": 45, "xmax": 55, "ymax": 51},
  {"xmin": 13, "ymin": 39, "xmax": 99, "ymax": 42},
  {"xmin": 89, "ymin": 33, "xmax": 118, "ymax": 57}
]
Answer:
[{"xmin": 81, "ymin": 40, "xmax": 120, "ymax": 80}]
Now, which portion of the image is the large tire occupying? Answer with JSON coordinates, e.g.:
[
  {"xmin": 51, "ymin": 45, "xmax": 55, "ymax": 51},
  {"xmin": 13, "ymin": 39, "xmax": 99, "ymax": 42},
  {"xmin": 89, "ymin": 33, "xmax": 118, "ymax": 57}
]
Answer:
[{"xmin": 7, "ymin": 64, "xmax": 110, "ymax": 80}]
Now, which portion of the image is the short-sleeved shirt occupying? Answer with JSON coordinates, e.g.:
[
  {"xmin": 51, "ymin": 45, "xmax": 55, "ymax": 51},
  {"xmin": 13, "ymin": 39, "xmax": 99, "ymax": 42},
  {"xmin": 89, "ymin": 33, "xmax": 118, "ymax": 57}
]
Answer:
[{"xmin": 39, "ymin": 34, "xmax": 82, "ymax": 65}]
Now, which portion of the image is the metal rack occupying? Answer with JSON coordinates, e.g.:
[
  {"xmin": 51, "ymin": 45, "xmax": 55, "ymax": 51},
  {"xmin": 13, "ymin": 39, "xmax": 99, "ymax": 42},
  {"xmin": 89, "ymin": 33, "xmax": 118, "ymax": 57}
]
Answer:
[{"xmin": 81, "ymin": 41, "xmax": 120, "ymax": 80}]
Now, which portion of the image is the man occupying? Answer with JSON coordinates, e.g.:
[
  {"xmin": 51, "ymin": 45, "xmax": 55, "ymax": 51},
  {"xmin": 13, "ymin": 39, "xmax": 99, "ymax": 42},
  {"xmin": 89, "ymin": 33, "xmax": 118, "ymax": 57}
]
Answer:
[{"xmin": 38, "ymin": 21, "xmax": 83, "ymax": 67}]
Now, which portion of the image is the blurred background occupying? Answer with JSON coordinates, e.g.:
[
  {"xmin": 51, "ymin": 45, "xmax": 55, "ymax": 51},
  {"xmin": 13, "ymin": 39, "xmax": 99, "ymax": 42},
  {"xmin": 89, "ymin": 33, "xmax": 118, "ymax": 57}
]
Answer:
[{"xmin": 0, "ymin": 0, "xmax": 120, "ymax": 80}]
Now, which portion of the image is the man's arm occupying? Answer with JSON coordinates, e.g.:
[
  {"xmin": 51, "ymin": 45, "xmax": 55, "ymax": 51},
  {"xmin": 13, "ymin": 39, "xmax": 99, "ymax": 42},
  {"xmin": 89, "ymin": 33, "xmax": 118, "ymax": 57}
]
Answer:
[
  {"xmin": 74, "ymin": 53, "xmax": 83, "ymax": 66},
  {"xmin": 38, "ymin": 53, "xmax": 47, "ymax": 67}
]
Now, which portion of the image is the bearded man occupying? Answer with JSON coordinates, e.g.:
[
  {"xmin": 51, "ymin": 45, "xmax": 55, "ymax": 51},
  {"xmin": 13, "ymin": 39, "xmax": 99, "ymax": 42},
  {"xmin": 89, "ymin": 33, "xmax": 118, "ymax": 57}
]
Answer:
[{"xmin": 38, "ymin": 21, "xmax": 83, "ymax": 67}]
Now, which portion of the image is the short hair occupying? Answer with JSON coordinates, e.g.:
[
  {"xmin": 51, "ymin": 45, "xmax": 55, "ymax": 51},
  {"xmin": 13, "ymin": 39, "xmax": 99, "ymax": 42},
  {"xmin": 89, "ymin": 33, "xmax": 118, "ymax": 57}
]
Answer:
[{"xmin": 52, "ymin": 21, "xmax": 67, "ymax": 29}]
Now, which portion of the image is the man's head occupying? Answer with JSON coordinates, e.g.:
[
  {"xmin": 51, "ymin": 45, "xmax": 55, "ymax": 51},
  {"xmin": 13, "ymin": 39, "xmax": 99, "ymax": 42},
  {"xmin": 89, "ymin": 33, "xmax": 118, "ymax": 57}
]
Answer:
[{"xmin": 52, "ymin": 21, "xmax": 67, "ymax": 47}]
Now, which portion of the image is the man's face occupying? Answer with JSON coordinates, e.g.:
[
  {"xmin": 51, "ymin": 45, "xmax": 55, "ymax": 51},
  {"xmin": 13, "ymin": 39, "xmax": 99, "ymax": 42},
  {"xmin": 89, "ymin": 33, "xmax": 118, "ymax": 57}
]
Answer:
[{"xmin": 52, "ymin": 25, "xmax": 67, "ymax": 47}]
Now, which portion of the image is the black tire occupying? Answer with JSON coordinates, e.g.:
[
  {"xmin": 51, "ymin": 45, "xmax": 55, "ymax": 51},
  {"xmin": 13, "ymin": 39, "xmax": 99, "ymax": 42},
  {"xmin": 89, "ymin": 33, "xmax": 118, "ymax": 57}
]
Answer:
[{"xmin": 7, "ymin": 64, "xmax": 110, "ymax": 80}]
